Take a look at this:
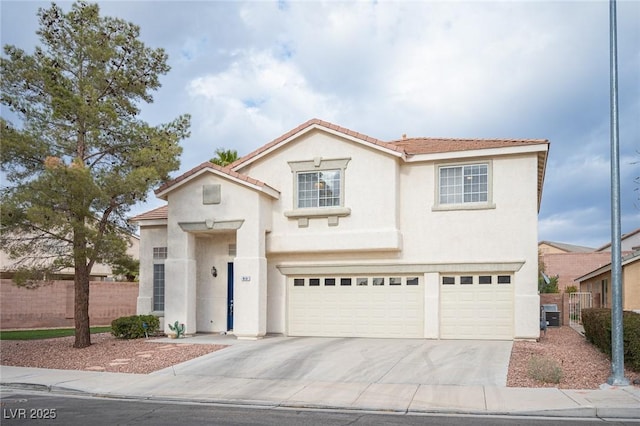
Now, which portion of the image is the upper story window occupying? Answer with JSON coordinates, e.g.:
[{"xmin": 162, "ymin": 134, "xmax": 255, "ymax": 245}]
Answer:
[
  {"xmin": 285, "ymin": 157, "xmax": 351, "ymax": 226},
  {"xmin": 298, "ymin": 170, "xmax": 341, "ymax": 208},
  {"xmin": 434, "ymin": 162, "xmax": 494, "ymax": 211}
]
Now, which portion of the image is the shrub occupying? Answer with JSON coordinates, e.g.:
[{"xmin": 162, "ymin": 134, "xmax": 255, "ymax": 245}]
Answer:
[
  {"xmin": 528, "ymin": 355, "xmax": 562, "ymax": 384},
  {"xmin": 582, "ymin": 308, "xmax": 640, "ymax": 372},
  {"xmin": 565, "ymin": 285, "xmax": 578, "ymax": 294},
  {"xmin": 111, "ymin": 315, "xmax": 159, "ymax": 339}
]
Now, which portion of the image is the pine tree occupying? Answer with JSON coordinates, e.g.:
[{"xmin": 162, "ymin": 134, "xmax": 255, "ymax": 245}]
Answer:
[{"xmin": 1, "ymin": 1, "xmax": 190, "ymax": 348}]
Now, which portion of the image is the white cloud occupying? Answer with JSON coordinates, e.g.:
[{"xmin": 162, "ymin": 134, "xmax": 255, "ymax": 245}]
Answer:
[
  {"xmin": 185, "ymin": 49, "xmax": 342, "ymax": 161},
  {"xmin": 2, "ymin": 0, "xmax": 638, "ymax": 244},
  {"xmin": 538, "ymin": 207, "xmax": 610, "ymax": 248}
]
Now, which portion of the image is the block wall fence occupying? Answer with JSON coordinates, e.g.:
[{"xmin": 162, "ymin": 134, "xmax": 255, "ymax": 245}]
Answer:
[{"xmin": 0, "ymin": 279, "xmax": 138, "ymax": 329}]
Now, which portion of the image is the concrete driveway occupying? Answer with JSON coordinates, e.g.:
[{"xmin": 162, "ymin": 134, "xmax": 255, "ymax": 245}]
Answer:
[{"xmin": 159, "ymin": 336, "xmax": 513, "ymax": 386}]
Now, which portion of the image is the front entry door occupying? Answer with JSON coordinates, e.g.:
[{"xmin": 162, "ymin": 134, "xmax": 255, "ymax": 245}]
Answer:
[{"xmin": 227, "ymin": 262, "xmax": 234, "ymax": 331}]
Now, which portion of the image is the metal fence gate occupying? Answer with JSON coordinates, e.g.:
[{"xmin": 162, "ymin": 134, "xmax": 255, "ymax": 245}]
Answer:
[{"xmin": 569, "ymin": 292, "xmax": 592, "ymax": 327}]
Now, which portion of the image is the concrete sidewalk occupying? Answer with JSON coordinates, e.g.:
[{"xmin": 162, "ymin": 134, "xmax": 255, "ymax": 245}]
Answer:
[{"xmin": 2, "ymin": 364, "xmax": 639, "ymax": 419}]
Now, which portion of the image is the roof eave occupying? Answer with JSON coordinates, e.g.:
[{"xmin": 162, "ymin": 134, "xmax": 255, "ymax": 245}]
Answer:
[
  {"xmin": 231, "ymin": 120, "xmax": 404, "ymax": 172},
  {"xmin": 155, "ymin": 164, "xmax": 280, "ymax": 201}
]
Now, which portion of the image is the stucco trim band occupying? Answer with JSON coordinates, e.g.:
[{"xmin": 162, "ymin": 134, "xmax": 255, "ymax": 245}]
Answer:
[
  {"xmin": 276, "ymin": 261, "xmax": 525, "ymax": 275},
  {"xmin": 178, "ymin": 219, "xmax": 245, "ymax": 232}
]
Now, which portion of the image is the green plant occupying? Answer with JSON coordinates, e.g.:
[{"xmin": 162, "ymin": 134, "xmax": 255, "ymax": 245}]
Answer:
[
  {"xmin": 111, "ymin": 256, "xmax": 140, "ymax": 282},
  {"xmin": 111, "ymin": 315, "xmax": 159, "ymax": 339},
  {"xmin": 527, "ymin": 355, "xmax": 562, "ymax": 384},
  {"xmin": 538, "ymin": 274, "xmax": 559, "ymax": 293},
  {"xmin": 582, "ymin": 308, "xmax": 640, "ymax": 372},
  {"xmin": 168, "ymin": 320, "xmax": 185, "ymax": 338},
  {"xmin": 565, "ymin": 285, "xmax": 578, "ymax": 294}
]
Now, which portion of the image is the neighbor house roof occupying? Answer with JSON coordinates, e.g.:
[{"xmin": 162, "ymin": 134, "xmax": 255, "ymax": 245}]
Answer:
[
  {"xmin": 130, "ymin": 205, "xmax": 168, "ymax": 222},
  {"xmin": 595, "ymin": 227, "xmax": 640, "ymax": 252},
  {"xmin": 575, "ymin": 251, "xmax": 640, "ymax": 283},
  {"xmin": 539, "ymin": 240, "xmax": 595, "ymax": 253}
]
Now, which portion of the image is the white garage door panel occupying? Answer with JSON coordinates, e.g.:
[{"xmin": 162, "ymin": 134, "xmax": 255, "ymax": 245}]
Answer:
[
  {"xmin": 288, "ymin": 278, "xmax": 424, "ymax": 338},
  {"xmin": 440, "ymin": 279, "xmax": 513, "ymax": 340}
]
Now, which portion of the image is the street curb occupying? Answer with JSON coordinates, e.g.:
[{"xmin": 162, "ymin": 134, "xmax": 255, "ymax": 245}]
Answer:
[{"xmin": 3, "ymin": 382, "xmax": 640, "ymax": 420}]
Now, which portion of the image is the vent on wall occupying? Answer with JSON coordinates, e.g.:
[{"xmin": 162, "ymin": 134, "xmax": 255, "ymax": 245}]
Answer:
[
  {"xmin": 228, "ymin": 244, "xmax": 237, "ymax": 256},
  {"xmin": 203, "ymin": 184, "xmax": 221, "ymax": 204}
]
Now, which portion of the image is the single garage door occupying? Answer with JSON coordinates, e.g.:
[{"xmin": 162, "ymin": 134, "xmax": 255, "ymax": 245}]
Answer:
[
  {"xmin": 440, "ymin": 274, "xmax": 513, "ymax": 340},
  {"xmin": 288, "ymin": 275, "xmax": 424, "ymax": 338}
]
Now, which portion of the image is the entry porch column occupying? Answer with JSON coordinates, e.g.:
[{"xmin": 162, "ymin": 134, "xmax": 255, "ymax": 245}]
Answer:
[
  {"xmin": 164, "ymin": 230, "xmax": 197, "ymax": 335},
  {"xmin": 233, "ymin": 207, "xmax": 268, "ymax": 339}
]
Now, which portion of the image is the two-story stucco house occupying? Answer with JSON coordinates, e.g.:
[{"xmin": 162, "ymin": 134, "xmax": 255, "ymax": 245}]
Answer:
[{"xmin": 133, "ymin": 119, "xmax": 549, "ymax": 340}]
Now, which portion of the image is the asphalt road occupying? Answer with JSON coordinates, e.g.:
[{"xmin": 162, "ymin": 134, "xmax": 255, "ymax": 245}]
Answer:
[{"xmin": 1, "ymin": 390, "xmax": 637, "ymax": 426}]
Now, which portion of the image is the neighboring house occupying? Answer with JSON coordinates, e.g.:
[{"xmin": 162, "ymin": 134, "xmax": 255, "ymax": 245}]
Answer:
[
  {"xmin": 577, "ymin": 251, "xmax": 640, "ymax": 311},
  {"xmin": 538, "ymin": 241, "xmax": 594, "ymax": 255},
  {"xmin": 132, "ymin": 119, "xmax": 549, "ymax": 340},
  {"xmin": 0, "ymin": 234, "xmax": 140, "ymax": 281},
  {"xmin": 595, "ymin": 227, "xmax": 640, "ymax": 253},
  {"xmin": 541, "ymin": 252, "xmax": 613, "ymax": 293}
]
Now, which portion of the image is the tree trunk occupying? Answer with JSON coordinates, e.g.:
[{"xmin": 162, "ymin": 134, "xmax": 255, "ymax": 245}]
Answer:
[
  {"xmin": 73, "ymin": 229, "xmax": 92, "ymax": 348},
  {"xmin": 74, "ymin": 265, "xmax": 91, "ymax": 348}
]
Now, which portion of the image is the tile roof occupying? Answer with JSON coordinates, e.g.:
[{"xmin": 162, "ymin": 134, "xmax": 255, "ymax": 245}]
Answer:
[
  {"xmin": 595, "ymin": 227, "xmax": 640, "ymax": 251},
  {"xmin": 155, "ymin": 162, "xmax": 277, "ymax": 198},
  {"xmin": 144, "ymin": 119, "xmax": 549, "ymax": 216},
  {"xmin": 229, "ymin": 118, "xmax": 404, "ymax": 170},
  {"xmin": 130, "ymin": 205, "xmax": 168, "ymax": 221},
  {"xmin": 539, "ymin": 240, "xmax": 595, "ymax": 253},
  {"xmin": 389, "ymin": 137, "xmax": 549, "ymax": 155}
]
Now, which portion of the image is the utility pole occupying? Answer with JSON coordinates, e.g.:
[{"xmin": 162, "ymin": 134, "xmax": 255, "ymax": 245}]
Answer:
[{"xmin": 607, "ymin": 0, "xmax": 629, "ymax": 387}]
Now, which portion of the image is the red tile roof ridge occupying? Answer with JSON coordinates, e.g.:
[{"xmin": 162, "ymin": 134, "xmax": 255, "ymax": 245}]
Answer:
[
  {"xmin": 155, "ymin": 161, "xmax": 275, "ymax": 196},
  {"xmin": 130, "ymin": 204, "xmax": 168, "ymax": 221},
  {"xmin": 229, "ymin": 118, "xmax": 404, "ymax": 170},
  {"xmin": 390, "ymin": 137, "xmax": 549, "ymax": 155},
  {"xmin": 390, "ymin": 136, "xmax": 548, "ymax": 143}
]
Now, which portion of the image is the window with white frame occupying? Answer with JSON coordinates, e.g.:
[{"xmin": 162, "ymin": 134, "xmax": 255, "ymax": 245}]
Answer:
[
  {"xmin": 439, "ymin": 163, "xmax": 489, "ymax": 205},
  {"xmin": 153, "ymin": 247, "xmax": 167, "ymax": 312},
  {"xmin": 286, "ymin": 158, "xmax": 351, "ymax": 225},
  {"xmin": 153, "ymin": 264, "xmax": 165, "ymax": 311},
  {"xmin": 297, "ymin": 170, "xmax": 341, "ymax": 208}
]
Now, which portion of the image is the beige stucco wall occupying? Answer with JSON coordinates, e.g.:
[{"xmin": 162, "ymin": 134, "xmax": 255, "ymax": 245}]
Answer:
[
  {"xmin": 579, "ymin": 259, "xmax": 640, "ymax": 311},
  {"xmin": 136, "ymin": 129, "xmax": 544, "ymax": 339},
  {"xmin": 398, "ymin": 154, "xmax": 540, "ymax": 338},
  {"xmin": 155, "ymin": 172, "xmax": 272, "ymax": 336},
  {"xmin": 136, "ymin": 225, "xmax": 167, "ymax": 316},
  {"xmin": 244, "ymin": 130, "xmax": 402, "ymax": 254},
  {"xmin": 624, "ymin": 260, "xmax": 640, "ymax": 310},
  {"xmin": 538, "ymin": 243, "xmax": 567, "ymax": 255}
]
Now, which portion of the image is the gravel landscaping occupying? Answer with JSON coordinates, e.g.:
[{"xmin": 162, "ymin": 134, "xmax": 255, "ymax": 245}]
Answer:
[{"xmin": 2, "ymin": 326, "xmax": 639, "ymax": 388}]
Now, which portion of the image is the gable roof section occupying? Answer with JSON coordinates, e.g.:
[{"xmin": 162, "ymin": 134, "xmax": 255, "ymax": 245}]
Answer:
[
  {"xmin": 595, "ymin": 227, "xmax": 640, "ymax": 251},
  {"xmin": 394, "ymin": 136, "xmax": 549, "ymax": 211},
  {"xmin": 131, "ymin": 205, "xmax": 168, "ymax": 222},
  {"xmin": 539, "ymin": 240, "xmax": 595, "ymax": 253},
  {"xmin": 229, "ymin": 118, "xmax": 405, "ymax": 171},
  {"xmin": 155, "ymin": 162, "xmax": 280, "ymax": 200},
  {"xmin": 149, "ymin": 119, "xmax": 550, "ymax": 214}
]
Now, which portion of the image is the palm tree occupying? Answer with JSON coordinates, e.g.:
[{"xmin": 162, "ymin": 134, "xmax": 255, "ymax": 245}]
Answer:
[{"xmin": 210, "ymin": 148, "xmax": 238, "ymax": 167}]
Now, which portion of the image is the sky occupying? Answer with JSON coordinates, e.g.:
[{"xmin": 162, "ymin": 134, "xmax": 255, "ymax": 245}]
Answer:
[{"xmin": 1, "ymin": 0, "xmax": 639, "ymax": 248}]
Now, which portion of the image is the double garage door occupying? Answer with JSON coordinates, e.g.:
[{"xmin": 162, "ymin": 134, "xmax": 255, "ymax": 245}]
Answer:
[
  {"xmin": 288, "ymin": 276, "xmax": 424, "ymax": 338},
  {"xmin": 288, "ymin": 273, "xmax": 514, "ymax": 340}
]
